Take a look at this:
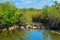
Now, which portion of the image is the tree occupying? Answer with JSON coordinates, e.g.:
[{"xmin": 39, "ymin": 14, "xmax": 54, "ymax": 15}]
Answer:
[{"xmin": 0, "ymin": 1, "xmax": 17, "ymax": 28}]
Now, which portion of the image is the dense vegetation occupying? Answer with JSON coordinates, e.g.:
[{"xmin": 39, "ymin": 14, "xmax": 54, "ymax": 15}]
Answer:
[{"xmin": 0, "ymin": 1, "xmax": 60, "ymax": 29}]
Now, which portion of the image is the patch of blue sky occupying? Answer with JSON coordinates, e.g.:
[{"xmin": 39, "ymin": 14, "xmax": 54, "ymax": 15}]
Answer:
[{"xmin": 0, "ymin": 0, "xmax": 60, "ymax": 9}]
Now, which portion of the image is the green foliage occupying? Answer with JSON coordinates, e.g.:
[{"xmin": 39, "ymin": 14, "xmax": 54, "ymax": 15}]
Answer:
[
  {"xmin": 0, "ymin": 2, "xmax": 17, "ymax": 26},
  {"xmin": 0, "ymin": 1, "xmax": 60, "ymax": 28},
  {"xmin": 46, "ymin": 1, "xmax": 60, "ymax": 22}
]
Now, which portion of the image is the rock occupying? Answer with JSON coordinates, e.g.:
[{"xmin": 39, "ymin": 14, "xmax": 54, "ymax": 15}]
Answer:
[
  {"xmin": 51, "ymin": 31, "xmax": 60, "ymax": 34},
  {"xmin": 20, "ymin": 26, "xmax": 25, "ymax": 29},
  {"xmin": 8, "ymin": 25, "xmax": 19, "ymax": 31}
]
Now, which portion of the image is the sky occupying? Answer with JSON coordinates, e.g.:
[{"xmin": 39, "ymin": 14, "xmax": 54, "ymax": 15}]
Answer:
[{"xmin": 0, "ymin": 0, "xmax": 60, "ymax": 9}]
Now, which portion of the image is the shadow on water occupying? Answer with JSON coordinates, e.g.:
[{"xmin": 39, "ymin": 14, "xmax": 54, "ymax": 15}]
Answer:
[{"xmin": 0, "ymin": 29, "xmax": 60, "ymax": 40}]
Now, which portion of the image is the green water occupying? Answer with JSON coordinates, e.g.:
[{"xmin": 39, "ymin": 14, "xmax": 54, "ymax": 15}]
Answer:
[{"xmin": 0, "ymin": 29, "xmax": 60, "ymax": 40}]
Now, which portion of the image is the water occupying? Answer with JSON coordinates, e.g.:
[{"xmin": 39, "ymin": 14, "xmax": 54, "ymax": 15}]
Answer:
[
  {"xmin": 0, "ymin": 29, "xmax": 60, "ymax": 40},
  {"xmin": 27, "ymin": 29, "xmax": 51, "ymax": 40}
]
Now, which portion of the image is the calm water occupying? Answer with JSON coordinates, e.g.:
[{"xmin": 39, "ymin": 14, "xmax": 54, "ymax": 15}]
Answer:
[{"xmin": 0, "ymin": 29, "xmax": 60, "ymax": 40}]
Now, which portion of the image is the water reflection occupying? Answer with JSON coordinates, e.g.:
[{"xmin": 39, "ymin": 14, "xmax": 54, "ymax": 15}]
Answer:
[
  {"xmin": 0, "ymin": 29, "xmax": 26, "ymax": 40},
  {"xmin": 50, "ymin": 30, "xmax": 60, "ymax": 40},
  {"xmin": 29, "ymin": 30, "xmax": 44, "ymax": 40},
  {"xmin": 0, "ymin": 29, "xmax": 60, "ymax": 40},
  {"xmin": 29, "ymin": 29, "xmax": 51, "ymax": 40}
]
